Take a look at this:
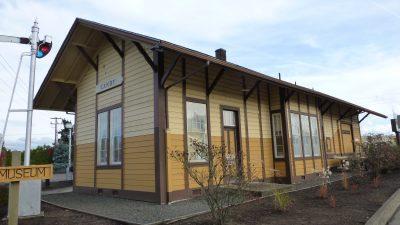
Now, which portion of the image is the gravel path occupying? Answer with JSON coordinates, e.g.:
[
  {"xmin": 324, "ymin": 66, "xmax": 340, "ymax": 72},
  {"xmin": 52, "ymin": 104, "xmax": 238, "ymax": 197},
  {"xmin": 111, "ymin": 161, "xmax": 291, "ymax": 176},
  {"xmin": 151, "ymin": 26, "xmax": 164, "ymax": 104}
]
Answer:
[{"xmin": 43, "ymin": 193, "xmax": 209, "ymax": 225}]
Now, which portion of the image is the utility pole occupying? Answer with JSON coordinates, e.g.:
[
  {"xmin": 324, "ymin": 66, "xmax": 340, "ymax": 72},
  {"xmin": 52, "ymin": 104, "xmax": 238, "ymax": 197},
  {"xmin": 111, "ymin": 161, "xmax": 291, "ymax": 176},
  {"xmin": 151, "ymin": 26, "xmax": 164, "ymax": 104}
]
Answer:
[{"xmin": 50, "ymin": 117, "xmax": 62, "ymax": 146}]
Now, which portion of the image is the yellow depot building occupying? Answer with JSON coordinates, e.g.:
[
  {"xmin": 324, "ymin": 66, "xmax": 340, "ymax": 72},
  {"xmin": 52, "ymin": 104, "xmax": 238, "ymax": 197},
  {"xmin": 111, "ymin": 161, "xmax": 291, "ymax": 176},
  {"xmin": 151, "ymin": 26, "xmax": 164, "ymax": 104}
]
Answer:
[{"xmin": 33, "ymin": 18, "xmax": 386, "ymax": 204}]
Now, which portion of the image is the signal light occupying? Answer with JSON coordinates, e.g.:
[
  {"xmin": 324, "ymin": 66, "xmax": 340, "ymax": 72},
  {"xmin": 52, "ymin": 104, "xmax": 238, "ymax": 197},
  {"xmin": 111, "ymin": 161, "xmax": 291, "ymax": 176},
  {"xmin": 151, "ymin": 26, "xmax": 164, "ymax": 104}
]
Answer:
[{"xmin": 36, "ymin": 38, "xmax": 52, "ymax": 58}]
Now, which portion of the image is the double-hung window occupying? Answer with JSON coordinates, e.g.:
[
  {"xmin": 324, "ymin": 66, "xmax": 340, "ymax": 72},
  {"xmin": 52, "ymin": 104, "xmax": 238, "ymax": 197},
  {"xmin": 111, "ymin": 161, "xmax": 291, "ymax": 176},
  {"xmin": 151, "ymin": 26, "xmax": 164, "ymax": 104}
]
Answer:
[
  {"xmin": 310, "ymin": 116, "xmax": 321, "ymax": 156},
  {"xmin": 272, "ymin": 113, "xmax": 284, "ymax": 158},
  {"xmin": 290, "ymin": 112, "xmax": 321, "ymax": 158},
  {"xmin": 186, "ymin": 101, "xmax": 208, "ymax": 162},
  {"xmin": 301, "ymin": 115, "xmax": 312, "ymax": 157},
  {"xmin": 290, "ymin": 113, "xmax": 303, "ymax": 157},
  {"xmin": 97, "ymin": 107, "xmax": 122, "ymax": 166}
]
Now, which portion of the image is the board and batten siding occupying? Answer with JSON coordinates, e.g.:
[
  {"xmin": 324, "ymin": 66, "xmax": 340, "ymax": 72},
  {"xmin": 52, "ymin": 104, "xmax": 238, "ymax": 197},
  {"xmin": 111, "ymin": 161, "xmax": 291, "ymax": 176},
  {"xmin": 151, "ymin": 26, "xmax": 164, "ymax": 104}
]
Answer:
[
  {"xmin": 165, "ymin": 52, "xmax": 277, "ymax": 197},
  {"xmin": 74, "ymin": 38, "xmax": 155, "ymax": 193}
]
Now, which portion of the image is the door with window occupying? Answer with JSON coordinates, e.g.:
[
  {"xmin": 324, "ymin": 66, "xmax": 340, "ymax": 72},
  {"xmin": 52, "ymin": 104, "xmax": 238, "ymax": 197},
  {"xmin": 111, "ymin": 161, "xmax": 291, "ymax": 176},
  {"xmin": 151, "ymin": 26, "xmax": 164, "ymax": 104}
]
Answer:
[
  {"xmin": 341, "ymin": 123, "xmax": 354, "ymax": 153},
  {"xmin": 222, "ymin": 109, "xmax": 242, "ymax": 176}
]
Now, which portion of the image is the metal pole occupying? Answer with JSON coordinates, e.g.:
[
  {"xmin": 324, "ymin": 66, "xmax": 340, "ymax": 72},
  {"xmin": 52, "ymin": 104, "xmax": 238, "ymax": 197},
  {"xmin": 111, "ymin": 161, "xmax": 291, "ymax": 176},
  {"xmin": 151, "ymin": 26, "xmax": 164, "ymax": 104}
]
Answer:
[
  {"xmin": 0, "ymin": 52, "xmax": 30, "ymax": 153},
  {"xmin": 54, "ymin": 120, "xmax": 58, "ymax": 146},
  {"xmin": 24, "ymin": 20, "xmax": 39, "ymax": 166},
  {"xmin": 67, "ymin": 128, "xmax": 72, "ymax": 180}
]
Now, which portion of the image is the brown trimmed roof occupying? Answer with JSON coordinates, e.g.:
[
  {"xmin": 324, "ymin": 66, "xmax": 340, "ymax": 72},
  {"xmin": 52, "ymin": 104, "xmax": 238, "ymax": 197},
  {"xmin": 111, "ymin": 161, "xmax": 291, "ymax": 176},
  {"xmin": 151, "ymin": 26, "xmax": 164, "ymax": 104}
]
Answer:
[{"xmin": 34, "ymin": 18, "xmax": 387, "ymax": 118}]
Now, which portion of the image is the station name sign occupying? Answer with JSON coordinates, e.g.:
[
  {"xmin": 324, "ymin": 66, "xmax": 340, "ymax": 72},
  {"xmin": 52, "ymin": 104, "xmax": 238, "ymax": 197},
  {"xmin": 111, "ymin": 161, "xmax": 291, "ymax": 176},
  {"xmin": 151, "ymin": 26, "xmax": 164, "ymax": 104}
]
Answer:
[
  {"xmin": 0, "ymin": 164, "xmax": 53, "ymax": 183},
  {"xmin": 96, "ymin": 75, "xmax": 123, "ymax": 93}
]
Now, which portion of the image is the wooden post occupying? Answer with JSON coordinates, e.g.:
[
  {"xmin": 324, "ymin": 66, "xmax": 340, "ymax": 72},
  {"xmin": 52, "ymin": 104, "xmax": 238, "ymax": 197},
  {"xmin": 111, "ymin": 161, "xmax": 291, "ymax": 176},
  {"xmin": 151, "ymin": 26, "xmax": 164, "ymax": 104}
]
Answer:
[{"xmin": 8, "ymin": 151, "xmax": 21, "ymax": 225}]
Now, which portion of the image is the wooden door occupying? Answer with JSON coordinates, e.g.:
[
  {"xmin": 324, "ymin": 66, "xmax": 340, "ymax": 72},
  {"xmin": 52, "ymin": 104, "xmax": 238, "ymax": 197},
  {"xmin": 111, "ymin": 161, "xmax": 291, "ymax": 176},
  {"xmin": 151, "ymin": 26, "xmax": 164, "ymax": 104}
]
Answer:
[
  {"xmin": 222, "ymin": 110, "xmax": 242, "ymax": 176},
  {"xmin": 341, "ymin": 123, "xmax": 354, "ymax": 153}
]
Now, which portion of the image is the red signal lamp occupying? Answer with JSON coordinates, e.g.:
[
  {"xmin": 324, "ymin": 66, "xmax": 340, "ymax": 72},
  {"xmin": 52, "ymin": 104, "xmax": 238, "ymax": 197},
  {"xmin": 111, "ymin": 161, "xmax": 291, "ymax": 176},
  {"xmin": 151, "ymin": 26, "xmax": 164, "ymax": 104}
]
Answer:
[{"xmin": 36, "ymin": 36, "xmax": 52, "ymax": 58}]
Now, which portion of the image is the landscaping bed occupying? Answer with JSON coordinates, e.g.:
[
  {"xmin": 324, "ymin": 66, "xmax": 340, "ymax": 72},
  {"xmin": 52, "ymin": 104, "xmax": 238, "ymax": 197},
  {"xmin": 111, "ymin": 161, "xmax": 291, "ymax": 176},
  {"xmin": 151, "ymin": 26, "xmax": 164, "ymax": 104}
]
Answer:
[{"xmin": 168, "ymin": 170, "xmax": 400, "ymax": 225}]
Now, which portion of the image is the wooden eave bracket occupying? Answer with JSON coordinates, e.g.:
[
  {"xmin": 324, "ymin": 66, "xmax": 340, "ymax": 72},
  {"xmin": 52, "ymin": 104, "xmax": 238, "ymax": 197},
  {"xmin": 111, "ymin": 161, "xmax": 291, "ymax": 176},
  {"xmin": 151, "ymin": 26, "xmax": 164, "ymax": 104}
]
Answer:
[
  {"xmin": 161, "ymin": 53, "xmax": 182, "ymax": 87},
  {"xmin": 350, "ymin": 109, "xmax": 363, "ymax": 117},
  {"xmin": 284, "ymin": 90, "xmax": 296, "ymax": 102},
  {"xmin": 338, "ymin": 108, "xmax": 352, "ymax": 121},
  {"xmin": 321, "ymin": 102, "xmax": 334, "ymax": 115},
  {"xmin": 53, "ymin": 81, "xmax": 77, "ymax": 105},
  {"xmin": 244, "ymin": 80, "xmax": 261, "ymax": 101},
  {"xmin": 132, "ymin": 41, "xmax": 155, "ymax": 71},
  {"xmin": 319, "ymin": 99, "xmax": 329, "ymax": 109},
  {"xmin": 102, "ymin": 32, "xmax": 124, "ymax": 58},
  {"xmin": 207, "ymin": 68, "xmax": 225, "ymax": 95},
  {"xmin": 76, "ymin": 45, "xmax": 98, "ymax": 71},
  {"xmin": 165, "ymin": 60, "xmax": 209, "ymax": 90},
  {"xmin": 359, "ymin": 112, "xmax": 370, "ymax": 123}
]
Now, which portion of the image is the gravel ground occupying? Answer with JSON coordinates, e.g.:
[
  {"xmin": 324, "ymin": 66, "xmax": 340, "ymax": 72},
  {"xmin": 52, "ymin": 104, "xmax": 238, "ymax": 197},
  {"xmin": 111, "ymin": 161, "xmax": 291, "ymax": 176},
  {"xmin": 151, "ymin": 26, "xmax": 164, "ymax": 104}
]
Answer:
[{"xmin": 43, "ymin": 193, "xmax": 209, "ymax": 225}]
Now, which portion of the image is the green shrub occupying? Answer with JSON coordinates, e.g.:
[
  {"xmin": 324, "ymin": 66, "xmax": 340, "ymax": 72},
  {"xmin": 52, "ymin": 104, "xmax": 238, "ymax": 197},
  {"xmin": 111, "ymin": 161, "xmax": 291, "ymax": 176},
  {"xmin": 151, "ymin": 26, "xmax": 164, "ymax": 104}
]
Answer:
[
  {"xmin": 1, "ymin": 145, "xmax": 53, "ymax": 166},
  {"xmin": 273, "ymin": 189, "xmax": 292, "ymax": 212},
  {"xmin": 362, "ymin": 134, "xmax": 400, "ymax": 177}
]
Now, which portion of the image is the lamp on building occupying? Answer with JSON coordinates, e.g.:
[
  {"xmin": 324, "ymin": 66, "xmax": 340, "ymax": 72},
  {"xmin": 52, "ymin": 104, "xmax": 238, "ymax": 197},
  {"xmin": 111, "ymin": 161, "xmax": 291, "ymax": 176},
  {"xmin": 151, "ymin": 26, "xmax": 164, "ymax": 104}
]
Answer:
[{"xmin": 65, "ymin": 122, "xmax": 73, "ymax": 181}]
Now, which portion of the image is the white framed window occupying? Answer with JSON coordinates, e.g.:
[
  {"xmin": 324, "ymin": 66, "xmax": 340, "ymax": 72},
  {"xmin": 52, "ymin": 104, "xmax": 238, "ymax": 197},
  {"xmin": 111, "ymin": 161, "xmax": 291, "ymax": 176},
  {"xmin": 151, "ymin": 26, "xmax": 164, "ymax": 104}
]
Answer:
[
  {"xmin": 223, "ymin": 110, "xmax": 236, "ymax": 127},
  {"xmin": 110, "ymin": 108, "xmax": 122, "ymax": 165},
  {"xmin": 97, "ymin": 111, "xmax": 109, "ymax": 165},
  {"xmin": 290, "ymin": 113, "xmax": 303, "ymax": 158},
  {"xmin": 310, "ymin": 116, "xmax": 321, "ymax": 156},
  {"xmin": 272, "ymin": 113, "xmax": 284, "ymax": 158},
  {"xmin": 186, "ymin": 101, "xmax": 208, "ymax": 162},
  {"xmin": 301, "ymin": 115, "xmax": 312, "ymax": 157},
  {"xmin": 97, "ymin": 106, "xmax": 122, "ymax": 166}
]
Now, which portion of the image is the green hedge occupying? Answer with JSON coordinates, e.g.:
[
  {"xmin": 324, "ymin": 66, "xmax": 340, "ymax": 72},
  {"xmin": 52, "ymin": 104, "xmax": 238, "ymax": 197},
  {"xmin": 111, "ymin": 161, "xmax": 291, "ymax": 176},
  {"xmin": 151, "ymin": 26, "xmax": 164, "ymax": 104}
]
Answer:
[{"xmin": 0, "ymin": 145, "xmax": 53, "ymax": 166}]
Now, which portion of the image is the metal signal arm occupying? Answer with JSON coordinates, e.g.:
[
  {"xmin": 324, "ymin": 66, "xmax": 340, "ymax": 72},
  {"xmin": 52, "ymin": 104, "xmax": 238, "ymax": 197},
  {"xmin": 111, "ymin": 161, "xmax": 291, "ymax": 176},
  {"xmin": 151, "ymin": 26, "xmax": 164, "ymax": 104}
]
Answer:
[{"xmin": 0, "ymin": 35, "xmax": 30, "ymax": 44}]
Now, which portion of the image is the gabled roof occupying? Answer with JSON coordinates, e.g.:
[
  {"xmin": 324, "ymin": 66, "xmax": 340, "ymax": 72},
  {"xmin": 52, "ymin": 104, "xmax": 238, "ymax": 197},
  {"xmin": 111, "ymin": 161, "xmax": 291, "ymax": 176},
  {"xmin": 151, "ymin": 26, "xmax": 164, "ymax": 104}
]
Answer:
[{"xmin": 34, "ymin": 18, "xmax": 387, "ymax": 119}]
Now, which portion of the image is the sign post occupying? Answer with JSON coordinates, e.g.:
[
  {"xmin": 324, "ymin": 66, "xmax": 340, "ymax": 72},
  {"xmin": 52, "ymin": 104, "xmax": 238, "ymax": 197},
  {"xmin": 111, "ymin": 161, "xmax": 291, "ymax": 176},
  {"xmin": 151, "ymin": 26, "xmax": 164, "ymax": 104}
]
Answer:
[
  {"xmin": 8, "ymin": 152, "xmax": 21, "ymax": 225},
  {"xmin": 2, "ymin": 152, "xmax": 53, "ymax": 225}
]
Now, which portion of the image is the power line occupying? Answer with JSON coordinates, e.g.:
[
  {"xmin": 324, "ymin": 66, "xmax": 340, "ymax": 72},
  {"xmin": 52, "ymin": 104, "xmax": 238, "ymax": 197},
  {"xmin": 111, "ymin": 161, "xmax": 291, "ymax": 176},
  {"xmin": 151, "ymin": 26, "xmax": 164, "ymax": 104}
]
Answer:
[{"xmin": 0, "ymin": 53, "xmax": 29, "ymax": 90}]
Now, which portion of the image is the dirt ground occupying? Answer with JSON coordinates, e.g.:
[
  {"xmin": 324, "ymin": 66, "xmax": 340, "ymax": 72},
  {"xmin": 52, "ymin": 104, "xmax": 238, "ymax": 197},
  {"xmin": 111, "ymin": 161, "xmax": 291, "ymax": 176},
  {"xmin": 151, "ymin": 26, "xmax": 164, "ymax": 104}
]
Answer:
[
  {"xmin": 0, "ymin": 203, "xmax": 125, "ymax": 225},
  {"xmin": 168, "ymin": 170, "xmax": 400, "ymax": 225},
  {"xmin": 0, "ymin": 171, "xmax": 399, "ymax": 225}
]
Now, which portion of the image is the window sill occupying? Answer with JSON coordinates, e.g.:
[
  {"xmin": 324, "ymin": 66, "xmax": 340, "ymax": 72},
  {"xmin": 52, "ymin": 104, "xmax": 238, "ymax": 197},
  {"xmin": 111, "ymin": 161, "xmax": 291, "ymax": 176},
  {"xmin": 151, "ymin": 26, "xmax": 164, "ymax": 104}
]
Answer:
[
  {"xmin": 96, "ymin": 165, "xmax": 122, "ymax": 169},
  {"xmin": 274, "ymin": 157, "xmax": 285, "ymax": 161},
  {"xmin": 189, "ymin": 161, "xmax": 208, "ymax": 167}
]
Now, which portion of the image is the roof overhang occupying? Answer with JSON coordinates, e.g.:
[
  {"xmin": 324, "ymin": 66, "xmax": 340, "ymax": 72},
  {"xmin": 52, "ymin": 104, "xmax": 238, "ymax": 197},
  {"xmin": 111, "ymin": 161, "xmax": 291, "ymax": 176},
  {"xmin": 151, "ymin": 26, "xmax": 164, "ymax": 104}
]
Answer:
[{"xmin": 34, "ymin": 18, "xmax": 387, "ymax": 119}]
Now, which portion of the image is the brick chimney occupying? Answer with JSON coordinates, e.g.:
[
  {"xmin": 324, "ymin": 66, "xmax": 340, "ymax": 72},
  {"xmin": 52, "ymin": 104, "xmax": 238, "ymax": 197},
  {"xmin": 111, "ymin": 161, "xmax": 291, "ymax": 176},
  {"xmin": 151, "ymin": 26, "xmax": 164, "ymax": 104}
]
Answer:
[{"xmin": 215, "ymin": 48, "xmax": 226, "ymax": 61}]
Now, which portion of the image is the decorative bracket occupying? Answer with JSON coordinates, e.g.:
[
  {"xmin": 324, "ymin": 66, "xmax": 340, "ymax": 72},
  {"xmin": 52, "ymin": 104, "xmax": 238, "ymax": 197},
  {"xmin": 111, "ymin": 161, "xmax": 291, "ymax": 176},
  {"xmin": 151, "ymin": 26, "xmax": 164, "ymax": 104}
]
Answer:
[
  {"xmin": 132, "ymin": 41, "xmax": 155, "ymax": 71},
  {"xmin": 76, "ymin": 46, "xmax": 98, "ymax": 71},
  {"xmin": 207, "ymin": 68, "xmax": 225, "ymax": 95},
  {"xmin": 102, "ymin": 32, "xmax": 124, "ymax": 58}
]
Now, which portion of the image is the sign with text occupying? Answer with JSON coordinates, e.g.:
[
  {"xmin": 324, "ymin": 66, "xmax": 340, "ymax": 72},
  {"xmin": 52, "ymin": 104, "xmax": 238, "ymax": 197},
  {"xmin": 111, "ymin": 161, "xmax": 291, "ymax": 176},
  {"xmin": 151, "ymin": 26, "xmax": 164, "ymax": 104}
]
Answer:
[
  {"xmin": 0, "ymin": 164, "xmax": 53, "ymax": 183},
  {"xmin": 96, "ymin": 75, "xmax": 123, "ymax": 93}
]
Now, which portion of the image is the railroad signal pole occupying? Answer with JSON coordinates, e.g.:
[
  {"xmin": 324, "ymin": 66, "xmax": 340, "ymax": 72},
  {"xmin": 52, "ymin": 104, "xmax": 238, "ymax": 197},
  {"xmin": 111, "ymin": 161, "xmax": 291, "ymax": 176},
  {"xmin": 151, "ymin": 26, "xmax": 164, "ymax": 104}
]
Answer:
[{"xmin": 0, "ymin": 19, "xmax": 53, "ymax": 219}]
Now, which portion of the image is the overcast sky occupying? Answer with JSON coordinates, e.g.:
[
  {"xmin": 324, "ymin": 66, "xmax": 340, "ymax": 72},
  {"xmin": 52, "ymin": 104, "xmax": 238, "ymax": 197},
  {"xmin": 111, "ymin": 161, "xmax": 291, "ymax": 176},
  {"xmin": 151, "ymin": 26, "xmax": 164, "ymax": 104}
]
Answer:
[{"xmin": 0, "ymin": 0, "xmax": 398, "ymax": 150}]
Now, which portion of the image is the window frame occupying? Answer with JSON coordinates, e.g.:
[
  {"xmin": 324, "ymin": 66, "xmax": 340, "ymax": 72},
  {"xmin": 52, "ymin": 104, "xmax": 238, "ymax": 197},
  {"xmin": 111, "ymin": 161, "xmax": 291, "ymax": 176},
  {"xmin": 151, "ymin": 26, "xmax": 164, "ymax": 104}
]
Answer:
[
  {"xmin": 185, "ymin": 98, "xmax": 209, "ymax": 163},
  {"xmin": 271, "ymin": 112, "xmax": 285, "ymax": 159},
  {"xmin": 289, "ymin": 111, "xmax": 322, "ymax": 159},
  {"xmin": 96, "ymin": 104, "xmax": 123, "ymax": 168}
]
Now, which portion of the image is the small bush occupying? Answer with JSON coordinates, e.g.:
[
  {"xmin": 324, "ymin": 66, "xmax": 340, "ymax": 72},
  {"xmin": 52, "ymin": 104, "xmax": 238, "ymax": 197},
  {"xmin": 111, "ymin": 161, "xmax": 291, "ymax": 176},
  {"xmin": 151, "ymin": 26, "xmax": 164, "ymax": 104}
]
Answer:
[
  {"xmin": 372, "ymin": 176, "xmax": 381, "ymax": 188},
  {"xmin": 273, "ymin": 189, "xmax": 292, "ymax": 212},
  {"xmin": 350, "ymin": 183, "xmax": 359, "ymax": 193},
  {"xmin": 342, "ymin": 172, "xmax": 349, "ymax": 190},
  {"xmin": 318, "ymin": 184, "xmax": 328, "ymax": 199},
  {"xmin": 329, "ymin": 195, "xmax": 336, "ymax": 208}
]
